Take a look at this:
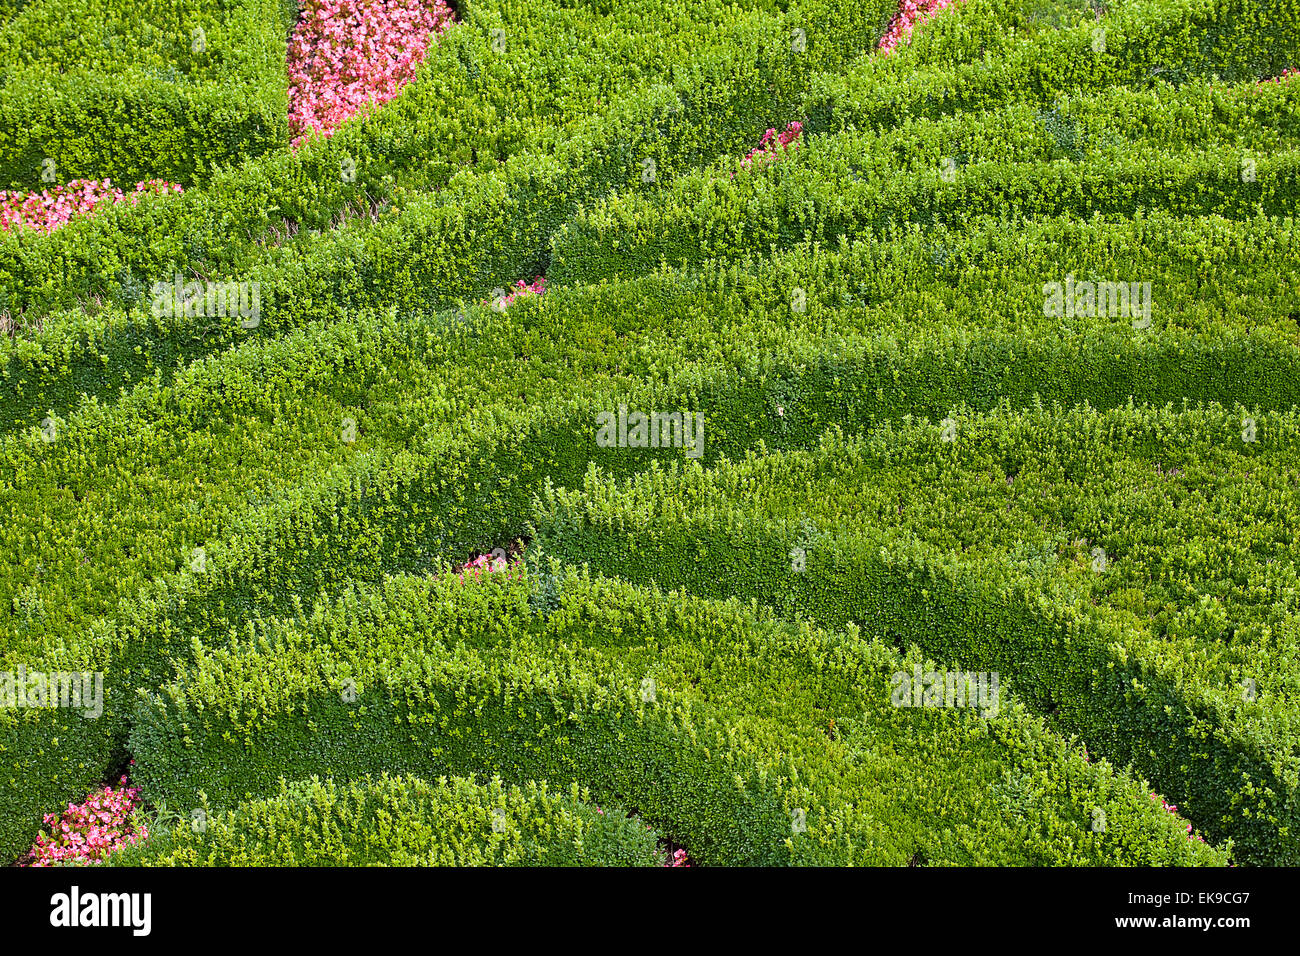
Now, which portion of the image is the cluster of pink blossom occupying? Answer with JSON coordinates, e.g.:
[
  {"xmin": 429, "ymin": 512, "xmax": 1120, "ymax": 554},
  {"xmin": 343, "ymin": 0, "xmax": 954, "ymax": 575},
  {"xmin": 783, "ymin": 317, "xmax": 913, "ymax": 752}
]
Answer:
[
  {"xmin": 1151, "ymin": 792, "xmax": 1206, "ymax": 844},
  {"xmin": 0, "ymin": 179, "xmax": 182, "ymax": 235},
  {"xmin": 489, "ymin": 277, "xmax": 546, "ymax": 309},
  {"xmin": 456, "ymin": 551, "xmax": 524, "ymax": 583},
  {"xmin": 287, "ymin": 0, "xmax": 456, "ymax": 148},
  {"xmin": 1260, "ymin": 67, "xmax": 1298, "ymax": 84},
  {"xmin": 22, "ymin": 775, "xmax": 148, "ymax": 866},
  {"xmin": 878, "ymin": 0, "xmax": 959, "ymax": 55},
  {"xmin": 737, "ymin": 121, "xmax": 803, "ymax": 173}
]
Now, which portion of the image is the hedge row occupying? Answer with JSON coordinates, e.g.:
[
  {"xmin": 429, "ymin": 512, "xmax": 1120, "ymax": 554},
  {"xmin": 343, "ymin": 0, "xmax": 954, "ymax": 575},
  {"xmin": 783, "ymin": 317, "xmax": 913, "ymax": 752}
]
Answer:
[
  {"xmin": 529, "ymin": 405, "xmax": 1300, "ymax": 864},
  {"xmin": 7, "ymin": 251, "xmax": 1298, "ymax": 860},
  {"xmin": 0, "ymin": 306, "xmax": 461, "ymax": 660},
  {"xmin": 548, "ymin": 130, "xmax": 1299, "ymax": 284},
  {"xmin": 806, "ymin": 0, "xmax": 1300, "ymax": 136},
  {"xmin": 849, "ymin": 75, "xmax": 1300, "ymax": 162},
  {"xmin": 551, "ymin": 199, "xmax": 1300, "ymax": 334},
  {"xmin": 8, "ymin": 245, "xmax": 1298, "ymax": 662},
  {"xmin": 548, "ymin": 67, "xmax": 1300, "ymax": 282},
  {"xmin": 9, "ymin": 202, "xmax": 1300, "ymax": 435},
  {"xmin": 0, "ymin": 0, "xmax": 896, "ymax": 322},
  {"xmin": 0, "ymin": 0, "xmax": 294, "ymax": 189},
  {"xmin": 1056, "ymin": 77, "xmax": 1300, "ymax": 154},
  {"xmin": 105, "ymin": 773, "xmax": 666, "ymax": 866},
  {"xmin": 125, "ymin": 567, "xmax": 1226, "ymax": 865},
  {"xmin": 651, "ymin": 213, "xmax": 1300, "ymax": 343}
]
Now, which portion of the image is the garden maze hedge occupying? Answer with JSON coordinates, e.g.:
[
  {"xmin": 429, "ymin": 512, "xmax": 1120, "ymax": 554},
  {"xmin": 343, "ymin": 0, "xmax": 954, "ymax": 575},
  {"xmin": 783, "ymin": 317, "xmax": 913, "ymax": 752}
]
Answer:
[{"xmin": 1, "ymin": 0, "xmax": 1296, "ymax": 866}]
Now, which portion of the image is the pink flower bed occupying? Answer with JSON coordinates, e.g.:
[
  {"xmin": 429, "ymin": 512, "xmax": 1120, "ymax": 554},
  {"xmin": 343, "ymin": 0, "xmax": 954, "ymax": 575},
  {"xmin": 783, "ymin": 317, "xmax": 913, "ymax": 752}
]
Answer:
[
  {"xmin": 457, "ymin": 551, "xmax": 525, "ymax": 582},
  {"xmin": 22, "ymin": 775, "xmax": 148, "ymax": 866},
  {"xmin": 0, "ymin": 179, "xmax": 182, "ymax": 236},
  {"xmin": 487, "ymin": 276, "xmax": 547, "ymax": 310},
  {"xmin": 288, "ymin": 0, "xmax": 456, "ymax": 148},
  {"xmin": 1260, "ymin": 67, "xmax": 1298, "ymax": 84},
  {"xmin": 878, "ymin": 0, "xmax": 959, "ymax": 55},
  {"xmin": 736, "ymin": 121, "xmax": 804, "ymax": 174}
]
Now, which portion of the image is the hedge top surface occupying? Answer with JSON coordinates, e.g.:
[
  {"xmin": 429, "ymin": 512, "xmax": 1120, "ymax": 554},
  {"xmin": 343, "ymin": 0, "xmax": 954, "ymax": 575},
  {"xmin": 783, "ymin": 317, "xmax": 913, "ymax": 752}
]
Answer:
[{"xmin": 105, "ymin": 773, "xmax": 667, "ymax": 867}]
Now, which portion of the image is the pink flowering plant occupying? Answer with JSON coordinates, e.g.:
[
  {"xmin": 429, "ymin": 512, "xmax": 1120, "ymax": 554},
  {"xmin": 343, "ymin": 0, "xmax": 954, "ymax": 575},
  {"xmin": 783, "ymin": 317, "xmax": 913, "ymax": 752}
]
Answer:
[
  {"xmin": 878, "ymin": 0, "xmax": 959, "ymax": 55},
  {"xmin": 287, "ymin": 0, "xmax": 456, "ymax": 148},
  {"xmin": 487, "ymin": 277, "xmax": 547, "ymax": 310},
  {"xmin": 1260, "ymin": 66, "xmax": 1298, "ymax": 84},
  {"xmin": 736, "ymin": 121, "xmax": 804, "ymax": 174},
  {"xmin": 1151, "ymin": 792, "xmax": 1207, "ymax": 844},
  {"xmin": 457, "ymin": 551, "xmax": 526, "ymax": 583},
  {"xmin": 0, "ymin": 179, "xmax": 182, "ymax": 236},
  {"xmin": 22, "ymin": 775, "xmax": 149, "ymax": 866}
]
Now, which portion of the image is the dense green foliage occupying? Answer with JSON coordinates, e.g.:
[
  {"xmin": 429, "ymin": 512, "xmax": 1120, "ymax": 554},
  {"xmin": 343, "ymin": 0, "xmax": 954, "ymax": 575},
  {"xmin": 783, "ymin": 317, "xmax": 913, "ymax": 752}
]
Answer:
[
  {"xmin": 3, "ymin": 0, "xmax": 1297, "ymax": 866},
  {"xmin": 0, "ymin": 0, "xmax": 294, "ymax": 189},
  {"xmin": 532, "ymin": 406, "xmax": 1300, "ymax": 864},
  {"xmin": 106, "ymin": 774, "xmax": 666, "ymax": 866},
  {"xmin": 126, "ymin": 569, "xmax": 1226, "ymax": 865}
]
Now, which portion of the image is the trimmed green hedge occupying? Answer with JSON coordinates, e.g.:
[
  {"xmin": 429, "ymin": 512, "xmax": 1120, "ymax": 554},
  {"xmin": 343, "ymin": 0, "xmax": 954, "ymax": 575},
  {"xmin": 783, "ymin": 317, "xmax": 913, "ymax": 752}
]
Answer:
[
  {"xmin": 9, "ymin": 249, "xmax": 1297, "ymax": 665},
  {"xmin": 531, "ymin": 405, "xmax": 1300, "ymax": 864},
  {"xmin": 105, "ymin": 774, "xmax": 666, "ymax": 866},
  {"xmin": 8, "ymin": 205, "xmax": 1300, "ymax": 434},
  {"xmin": 126, "ymin": 582, "xmax": 797, "ymax": 866},
  {"xmin": 5, "ymin": 252, "xmax": 1300, "ymax": 861},
  {"xmin": 126, "ymin": 568, "xmax": 1227, "ymax": 865},
  {"xmin": 549, "ymin": 129, "xmax": 1299, "ymax": 285},
  {"xmin": 807, "ymin": 0, "xmax": 1300, "ymax": 135},
  {"xmin": 0, "ymin": 0, "xmax": 896, "ymax": 321},
  {"xmin": 0, "ymin": 0, "xmax": 293, "ymax": 189},
  {"xmin": 551, "ymin": 201, "xmax": 1300, "ymax": 337}
]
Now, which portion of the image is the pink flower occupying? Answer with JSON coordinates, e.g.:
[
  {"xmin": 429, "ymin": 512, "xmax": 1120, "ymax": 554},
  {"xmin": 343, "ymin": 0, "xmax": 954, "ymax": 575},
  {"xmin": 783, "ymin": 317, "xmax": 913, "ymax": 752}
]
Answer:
[
  {"xmin": 0, "ymin": 179, "xmax": 181, "ymax": 236},
  {"xmin": 485, "ymin": 276, "xmax": 546, "ymax": 310},
  {"xmin": 1259, "ymin": 67, "xmax": 1298, "ymax": 84},
  {"xmin": 287, "ymin": 0, "xmax": 456, "ymax": 148},
  {"xmin": 22, "ymin": 779, "xmax": 147, "ymax": 866},
  {"xmin": 1149, "ymin": 791, "xmax": 1206, "ymax": 844},
  {"xmin": 735, "ymin": 121, "xmax": 804, "ymax": 176},
  {"xmin": 453, "ymin": 550, "xmax": 524, "ymax": 584},
  {"xmin": 878, "ymin": 0, "xmax": 959, "ymax": 55}
]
